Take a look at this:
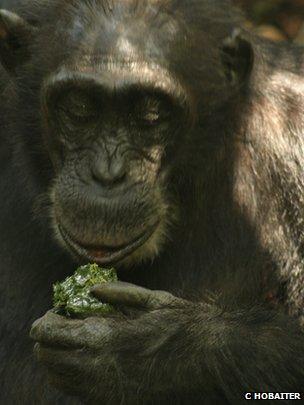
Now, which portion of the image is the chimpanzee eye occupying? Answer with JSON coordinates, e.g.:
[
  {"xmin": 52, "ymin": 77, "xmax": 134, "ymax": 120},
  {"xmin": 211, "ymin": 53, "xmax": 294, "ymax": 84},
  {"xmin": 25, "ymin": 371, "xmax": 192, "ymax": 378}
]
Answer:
[
  {"xmin": 58, "ymin": 90, "xmax": 98, "ymax": 124},
  {"xmin": 136, "ymin": 97, "xmax": 170, "ymax": 129},
  {"xmin": 142, "ymin": 109, "xmax": 161, "ymax": 126}
]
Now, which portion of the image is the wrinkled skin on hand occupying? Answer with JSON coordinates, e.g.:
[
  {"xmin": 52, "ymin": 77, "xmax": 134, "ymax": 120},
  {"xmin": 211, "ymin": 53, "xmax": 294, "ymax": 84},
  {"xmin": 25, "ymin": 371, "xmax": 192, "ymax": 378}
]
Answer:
[{"xmin": 30, "ymin": 282, "xmax": 204, "ymax": 404}]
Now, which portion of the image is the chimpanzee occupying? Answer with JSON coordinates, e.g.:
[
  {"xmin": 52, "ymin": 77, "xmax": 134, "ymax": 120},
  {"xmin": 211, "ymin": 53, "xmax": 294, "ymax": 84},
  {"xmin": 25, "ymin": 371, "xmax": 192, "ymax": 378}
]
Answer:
[{"xmin": 0, "ymin": 0, "xmax": 304, "ymax": 404}]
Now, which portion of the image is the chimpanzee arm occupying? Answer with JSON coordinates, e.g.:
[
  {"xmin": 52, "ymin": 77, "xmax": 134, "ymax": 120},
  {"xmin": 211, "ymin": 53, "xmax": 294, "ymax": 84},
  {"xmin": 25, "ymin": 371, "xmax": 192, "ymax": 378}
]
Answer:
[
  {"xmin": 180, "ymin": 305, "xmax": 304, "ymax": 401},
  {"xmin": 30, "ymin": 282, "xmax": 304, "ymax": 404}
]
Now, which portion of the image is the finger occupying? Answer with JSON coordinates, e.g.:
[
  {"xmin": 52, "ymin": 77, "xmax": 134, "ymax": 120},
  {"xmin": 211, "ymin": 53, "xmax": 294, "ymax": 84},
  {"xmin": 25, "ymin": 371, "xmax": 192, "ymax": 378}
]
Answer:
[
  {"xmin": 91, "ymin": 282, "xmax": 176, "ymax": 310},
  {"xmin": 34, "ymin": 343, "xmax": 89, "ymax": 373},
  {"xmin": 34, "ymin": 344, "xmax": 93, "ymax": 397},
  {"xmin": 30, "ymin": 311, "xmax": 85, "ymax": 347},
  {"xmin": 30, "ymin": 311, "xmax": 112, "ymax": 349}
]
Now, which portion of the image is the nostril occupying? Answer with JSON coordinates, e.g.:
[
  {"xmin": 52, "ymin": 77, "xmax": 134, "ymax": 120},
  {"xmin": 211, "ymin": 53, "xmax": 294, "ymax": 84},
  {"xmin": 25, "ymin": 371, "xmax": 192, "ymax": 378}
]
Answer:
[
  {"xmin": 92, "ymin": 160, "xmax": 127, "ymax": 187},
  {"xmin": 92, "ymin": 170, "xmax": 126, "ymax": 187}
]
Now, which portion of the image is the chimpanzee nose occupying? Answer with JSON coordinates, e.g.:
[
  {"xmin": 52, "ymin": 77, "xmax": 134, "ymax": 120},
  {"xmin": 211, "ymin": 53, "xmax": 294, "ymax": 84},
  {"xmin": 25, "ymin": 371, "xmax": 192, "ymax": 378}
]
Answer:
[{"xmin": 92, "ymin": 156, "xmax": 127, "ymax": 187}]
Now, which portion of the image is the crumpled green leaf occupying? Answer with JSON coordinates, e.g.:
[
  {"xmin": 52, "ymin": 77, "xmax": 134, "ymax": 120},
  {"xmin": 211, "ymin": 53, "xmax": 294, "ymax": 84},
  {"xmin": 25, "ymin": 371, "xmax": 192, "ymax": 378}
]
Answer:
[{"xmin": 53, "ymin": 263, "xmax": 117, "ymax": 318}]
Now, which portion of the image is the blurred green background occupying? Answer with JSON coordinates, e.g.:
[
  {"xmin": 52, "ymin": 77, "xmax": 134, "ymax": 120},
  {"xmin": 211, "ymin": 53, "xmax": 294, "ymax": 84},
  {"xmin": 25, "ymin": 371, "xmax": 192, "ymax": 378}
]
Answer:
[{"xmin": 235, "ymin": 0, "xmax": 304, "ymax": 42}]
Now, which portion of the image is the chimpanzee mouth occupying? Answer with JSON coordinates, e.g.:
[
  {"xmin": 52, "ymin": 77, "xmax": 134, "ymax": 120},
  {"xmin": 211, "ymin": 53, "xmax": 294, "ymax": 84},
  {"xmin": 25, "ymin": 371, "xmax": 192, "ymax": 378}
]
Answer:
[{"xmin": 58, "ymin": 223, "xmax": 159, "ymax": 265}]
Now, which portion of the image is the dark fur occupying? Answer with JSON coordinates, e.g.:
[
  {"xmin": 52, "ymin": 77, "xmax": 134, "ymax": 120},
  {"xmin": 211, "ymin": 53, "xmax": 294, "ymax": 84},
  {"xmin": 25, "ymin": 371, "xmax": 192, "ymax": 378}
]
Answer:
[{"xmin": 1, "ymin": 1, "xmax": 304, "ymax": 404}]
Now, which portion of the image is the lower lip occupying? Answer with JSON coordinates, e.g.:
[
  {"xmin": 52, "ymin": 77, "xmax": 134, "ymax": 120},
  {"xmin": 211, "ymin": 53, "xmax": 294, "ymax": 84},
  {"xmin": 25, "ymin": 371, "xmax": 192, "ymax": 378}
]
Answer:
[{"xmin": 58, "ymin": 223, "xmax": 158, "ymax": 265}]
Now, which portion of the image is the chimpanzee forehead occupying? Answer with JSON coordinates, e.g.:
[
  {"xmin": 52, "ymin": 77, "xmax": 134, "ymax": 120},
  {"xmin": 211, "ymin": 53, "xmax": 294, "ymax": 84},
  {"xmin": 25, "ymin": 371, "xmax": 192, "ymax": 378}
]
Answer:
[{"xmin": 67, "ymin": 0, "xmax": 181, "ymax": 66}]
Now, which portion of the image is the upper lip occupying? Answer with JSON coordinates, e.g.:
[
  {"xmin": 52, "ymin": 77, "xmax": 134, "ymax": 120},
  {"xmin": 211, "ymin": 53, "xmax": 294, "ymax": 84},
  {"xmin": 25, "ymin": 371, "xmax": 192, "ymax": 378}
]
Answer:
[{"xmin": 58, "ymin": 222, "xmax": 158, "ymax": 265}]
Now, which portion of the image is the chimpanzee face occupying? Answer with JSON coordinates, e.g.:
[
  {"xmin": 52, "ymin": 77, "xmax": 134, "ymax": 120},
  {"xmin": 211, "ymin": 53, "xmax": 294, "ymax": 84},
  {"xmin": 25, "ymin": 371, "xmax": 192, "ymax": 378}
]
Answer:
[
  {"xmin": 43, "ymin": 65, "xmax": 188, "ymax": 266},
  {"xmin": 40, "ymin": 2, "xmax": 191, "ymax": 266}
]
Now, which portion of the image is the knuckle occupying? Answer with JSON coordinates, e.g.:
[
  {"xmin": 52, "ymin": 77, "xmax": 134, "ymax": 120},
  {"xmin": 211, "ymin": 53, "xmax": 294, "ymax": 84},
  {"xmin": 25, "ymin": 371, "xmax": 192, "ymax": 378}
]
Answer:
[
  {"xmin": 30, "ymin": 321, "xmax": 41, "ymax": 339},
  {"xmin": 152, "ymin": 291, "xmax": 176, "ymax": 307},
  {"xmin": 30, "ymin": 316, "xmax": 52, "ymax": 340}
]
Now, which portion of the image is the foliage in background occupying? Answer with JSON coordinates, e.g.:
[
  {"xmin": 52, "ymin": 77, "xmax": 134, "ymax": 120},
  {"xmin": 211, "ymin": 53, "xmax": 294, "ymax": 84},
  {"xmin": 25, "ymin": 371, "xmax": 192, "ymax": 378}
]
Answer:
[{"xmin": 235, "ymin": 0, "xmax": 304, "ymax": 42}]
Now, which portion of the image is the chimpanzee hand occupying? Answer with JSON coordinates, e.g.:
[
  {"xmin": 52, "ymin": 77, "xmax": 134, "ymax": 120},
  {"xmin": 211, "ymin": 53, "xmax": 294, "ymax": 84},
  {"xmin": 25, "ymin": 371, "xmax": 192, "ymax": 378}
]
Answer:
[{"xmin": 30, "ymin": 282, "xmax": 205, "ymax": 404}]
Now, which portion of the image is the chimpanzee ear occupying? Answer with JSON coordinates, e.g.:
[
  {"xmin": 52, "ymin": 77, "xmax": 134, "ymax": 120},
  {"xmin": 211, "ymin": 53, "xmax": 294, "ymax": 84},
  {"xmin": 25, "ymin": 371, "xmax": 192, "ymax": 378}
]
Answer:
[
  {"xmin": 0, "ymin": 9, "xmax": 36, "ymax": 74},
  {"xmin": 221, "ymin": 28, "xmax": 254, "ymax": 86}
]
